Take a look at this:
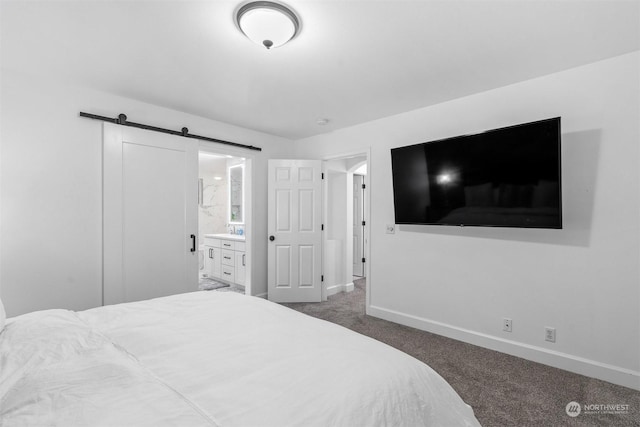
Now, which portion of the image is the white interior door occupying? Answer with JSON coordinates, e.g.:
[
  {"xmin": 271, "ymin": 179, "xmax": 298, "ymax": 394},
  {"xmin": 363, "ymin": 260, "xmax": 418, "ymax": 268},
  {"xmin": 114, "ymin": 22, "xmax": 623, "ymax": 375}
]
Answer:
[
  {"xmin": 103, "ymin": 123, "xmax": 198, "ymax": 305},
  {"xmin": 268, "ymin": 160, "xmax": 322, "ymax": 302},
  {"xmin": 353, "ymin": 174, "xmax": 365, "ymax": 277}
]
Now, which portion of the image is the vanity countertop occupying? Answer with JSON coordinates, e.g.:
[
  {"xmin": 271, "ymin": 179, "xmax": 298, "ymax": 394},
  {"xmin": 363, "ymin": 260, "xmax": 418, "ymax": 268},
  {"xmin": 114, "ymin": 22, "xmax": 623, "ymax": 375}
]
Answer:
[{"xmin": 204, "ymin": 233, "xmax": 245, "ymax": 241}]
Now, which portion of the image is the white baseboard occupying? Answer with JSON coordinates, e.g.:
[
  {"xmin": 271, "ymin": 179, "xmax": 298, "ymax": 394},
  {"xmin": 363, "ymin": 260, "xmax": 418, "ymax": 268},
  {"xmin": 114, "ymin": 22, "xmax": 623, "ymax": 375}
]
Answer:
[
  {"xmin": 367, "ymin": 305, "xmax": 640, "ymax": 391},
  {"xmin": 253, "ymin": 292, "xmax": 267, "ymax": 299},
  {"xmin": 326, "ymin": 282, "xmax": 354, "ymax": 297}
]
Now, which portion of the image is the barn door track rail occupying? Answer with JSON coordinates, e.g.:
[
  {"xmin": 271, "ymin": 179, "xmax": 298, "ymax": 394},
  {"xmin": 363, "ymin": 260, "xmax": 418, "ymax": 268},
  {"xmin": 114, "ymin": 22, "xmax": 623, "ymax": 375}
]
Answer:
[{"xmin": 79, "ymin": 112, "xmax": 262, "ymax": 151}]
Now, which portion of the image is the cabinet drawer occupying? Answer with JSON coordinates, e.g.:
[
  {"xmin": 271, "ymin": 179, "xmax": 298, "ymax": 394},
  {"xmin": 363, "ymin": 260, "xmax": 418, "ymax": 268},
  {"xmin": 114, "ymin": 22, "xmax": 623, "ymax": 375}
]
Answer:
[
  {"xmin": 221, "ymin": 265, "xmax": 235, "ymax": 282},
  {"xmin": 221, "ymin": 249, "xmax": 235, "ymax": 266},
  {"xmin": 203, "ymin": 237, "xmax": 221, "ymax": 248},
  {"xmin": 220, "ymin": 240, "xmax": 235, "ymax": 250}
]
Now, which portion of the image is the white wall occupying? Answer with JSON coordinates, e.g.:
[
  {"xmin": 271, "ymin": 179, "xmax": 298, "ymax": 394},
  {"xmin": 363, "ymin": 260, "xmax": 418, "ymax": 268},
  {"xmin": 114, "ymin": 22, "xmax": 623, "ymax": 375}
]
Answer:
[
  {"xmin": 0, "ymin": 69, "xmax": 293, "ymax": 316},
  {"xmin": 198, "ymin": 156, "xmax": 228, "ymax": 240},
  {"xmin": 294, "ymin": 52, "xmax": 640, "ymax": 389}
]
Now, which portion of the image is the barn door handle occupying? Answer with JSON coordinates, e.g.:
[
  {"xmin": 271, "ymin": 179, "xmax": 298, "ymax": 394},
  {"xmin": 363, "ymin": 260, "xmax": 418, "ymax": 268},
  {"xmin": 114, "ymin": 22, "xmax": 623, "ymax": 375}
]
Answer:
[
  {"xmin": 190, "ymin": 234, "xmax": 196, "ymax": 252},
  {"xmin": 269, "ymin": 235, "xmax": 275, "ymax": 241}
]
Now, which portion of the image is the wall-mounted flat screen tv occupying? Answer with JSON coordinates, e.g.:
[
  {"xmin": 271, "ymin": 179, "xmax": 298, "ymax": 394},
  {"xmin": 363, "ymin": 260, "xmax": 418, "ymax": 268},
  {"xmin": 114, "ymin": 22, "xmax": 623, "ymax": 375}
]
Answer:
[{"xmin": 391, "ymin": 117, "xmax": 562, "ymax": 228}]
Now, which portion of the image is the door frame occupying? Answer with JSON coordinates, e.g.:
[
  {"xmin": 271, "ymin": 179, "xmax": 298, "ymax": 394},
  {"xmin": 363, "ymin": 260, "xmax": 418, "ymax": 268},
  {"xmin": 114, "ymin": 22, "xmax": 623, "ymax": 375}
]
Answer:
[
  {"xmin": 352, "ymin": 173, "xmax": 366, "ymax": 278},
  {"xmin": 103, "ymin": 123, "xmax": 256, "ymax": 302},
  {"xmin": 198, "ymin": 144, "xmax": 254, "ymax": 297},
  {"xmin": 321, "ymin": 149, "xmax": 371, "ymax": 312}
]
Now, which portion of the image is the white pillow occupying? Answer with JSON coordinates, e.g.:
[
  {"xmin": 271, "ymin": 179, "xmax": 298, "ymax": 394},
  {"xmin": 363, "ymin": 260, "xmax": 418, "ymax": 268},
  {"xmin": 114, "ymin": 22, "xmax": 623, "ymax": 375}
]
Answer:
[{"xmin": 0, "ymin": 296, "xmax": 6, "ymax": 333}]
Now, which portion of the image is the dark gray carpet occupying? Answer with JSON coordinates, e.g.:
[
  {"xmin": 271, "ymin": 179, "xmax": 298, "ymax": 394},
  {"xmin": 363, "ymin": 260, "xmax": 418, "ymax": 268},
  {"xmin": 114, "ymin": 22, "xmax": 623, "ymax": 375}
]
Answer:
[{"xmin": 283, "ymin": 278, "xmax": 640, "ymax": 426}]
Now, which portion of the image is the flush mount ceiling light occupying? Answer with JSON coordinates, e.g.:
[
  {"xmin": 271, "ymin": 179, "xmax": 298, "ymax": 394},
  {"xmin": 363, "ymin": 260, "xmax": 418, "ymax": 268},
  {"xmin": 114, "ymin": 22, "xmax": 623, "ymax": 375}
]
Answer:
[{"xmin": 236, "ymin": 1, "xmax": 300, "ymax": 49}]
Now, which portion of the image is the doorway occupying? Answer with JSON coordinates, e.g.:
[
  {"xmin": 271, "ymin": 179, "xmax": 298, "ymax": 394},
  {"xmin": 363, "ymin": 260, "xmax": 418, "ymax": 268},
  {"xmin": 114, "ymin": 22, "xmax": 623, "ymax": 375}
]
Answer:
[
  {"xmin": 352, "ymin": 167, "xmax": 366, "ymax": 279},
  {"xmin": 198, "ymin": 150, "xmax": 251, "ymax": 296},
  {"xmin": 322, "ymin": 152, "xmax": 369, "ymax": 308},
  {"xmin": 103, "ymin": 123, "xmax": 253, "ymax": 304}
]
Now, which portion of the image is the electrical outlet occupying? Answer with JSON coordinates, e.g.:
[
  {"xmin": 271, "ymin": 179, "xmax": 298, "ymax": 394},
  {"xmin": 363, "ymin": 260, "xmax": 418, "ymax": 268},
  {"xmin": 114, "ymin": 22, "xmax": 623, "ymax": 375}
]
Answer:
[
  {"xmin": 503, "ymin": 318, "xmax": 512, "ymax": 332},
  {"xmin": 386, "ymin": 224, "xmax": 395, "ymax": 234},
  {"xmin": 545, "ymin": 327, "xmax": 556, "ymax": 343}
]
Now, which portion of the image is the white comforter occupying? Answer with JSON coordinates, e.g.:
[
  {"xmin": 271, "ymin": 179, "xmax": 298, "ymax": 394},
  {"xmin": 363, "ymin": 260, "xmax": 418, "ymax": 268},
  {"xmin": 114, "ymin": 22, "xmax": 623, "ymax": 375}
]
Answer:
[{"xmin": 1, "ymin": 291, "xmax": 479, "ymax": 426}]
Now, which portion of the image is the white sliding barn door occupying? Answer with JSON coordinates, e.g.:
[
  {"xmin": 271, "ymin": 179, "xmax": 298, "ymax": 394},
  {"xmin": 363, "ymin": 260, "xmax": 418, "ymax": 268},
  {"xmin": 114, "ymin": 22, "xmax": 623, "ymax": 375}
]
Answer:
[
  {"xmin": 268, "ymin": 160, "xmax": 322, "ymax": 303},
  {"xmin": 103, "ymin": 123, "xmax": 198, "ymax": 305}
]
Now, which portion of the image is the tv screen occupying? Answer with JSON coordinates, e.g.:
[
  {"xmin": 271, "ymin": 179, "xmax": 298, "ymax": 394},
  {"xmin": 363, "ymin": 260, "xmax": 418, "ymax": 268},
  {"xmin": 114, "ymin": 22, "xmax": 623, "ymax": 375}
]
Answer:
[{"xmin": 391, "ymin": 117, "xmax": 562, "ymax": 228}]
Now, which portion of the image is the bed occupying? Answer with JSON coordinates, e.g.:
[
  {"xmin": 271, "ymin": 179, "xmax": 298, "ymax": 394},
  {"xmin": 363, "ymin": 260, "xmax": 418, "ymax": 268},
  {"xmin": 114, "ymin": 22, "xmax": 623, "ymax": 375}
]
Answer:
[{"xmin": 0, "ymin": 291, "xmax": 480, "ymax": 426}]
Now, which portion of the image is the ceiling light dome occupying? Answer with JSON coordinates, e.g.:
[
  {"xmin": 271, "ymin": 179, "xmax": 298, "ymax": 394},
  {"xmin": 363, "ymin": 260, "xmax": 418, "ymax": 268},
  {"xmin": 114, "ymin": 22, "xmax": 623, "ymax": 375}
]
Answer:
[{"xmin": 236, "ymin": 1, "xmax": 300, "ymax": 49}]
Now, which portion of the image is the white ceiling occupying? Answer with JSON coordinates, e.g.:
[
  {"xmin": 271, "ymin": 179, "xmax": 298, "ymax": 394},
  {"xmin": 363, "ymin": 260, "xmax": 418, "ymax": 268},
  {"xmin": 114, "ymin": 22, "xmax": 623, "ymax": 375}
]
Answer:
[{"xmin": 1, "ymin": 1, "xmax": 638, "ymax": 140}]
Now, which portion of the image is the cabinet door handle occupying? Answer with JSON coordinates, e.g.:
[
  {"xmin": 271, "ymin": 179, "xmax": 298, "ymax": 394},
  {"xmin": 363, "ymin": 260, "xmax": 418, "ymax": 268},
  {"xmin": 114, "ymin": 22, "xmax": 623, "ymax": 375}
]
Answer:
[
  {"xmin": 190, "ymin": 234, "xmax": 196, "ymax": 252},
  {"xmin": 242, "ymin": 254, "xmax": 246, "ymax": 266},
  {"xmin": 209, "ymin": 248, "xmax": 213, "ymax": 259}
]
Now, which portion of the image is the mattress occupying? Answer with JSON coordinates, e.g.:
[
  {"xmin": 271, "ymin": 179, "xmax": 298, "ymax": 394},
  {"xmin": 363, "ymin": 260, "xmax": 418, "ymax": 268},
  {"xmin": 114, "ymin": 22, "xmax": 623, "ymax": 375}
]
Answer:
[{"xmin": 0, "ymin": 291, "xmax": 479, "ymax": 426}]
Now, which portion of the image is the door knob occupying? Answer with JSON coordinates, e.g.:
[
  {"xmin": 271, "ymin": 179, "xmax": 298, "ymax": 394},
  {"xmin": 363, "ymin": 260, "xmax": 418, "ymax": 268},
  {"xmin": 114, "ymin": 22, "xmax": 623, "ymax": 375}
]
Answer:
[{"xmin": 269, "ymin": 235, "xmax": 275, "ymax": 241}]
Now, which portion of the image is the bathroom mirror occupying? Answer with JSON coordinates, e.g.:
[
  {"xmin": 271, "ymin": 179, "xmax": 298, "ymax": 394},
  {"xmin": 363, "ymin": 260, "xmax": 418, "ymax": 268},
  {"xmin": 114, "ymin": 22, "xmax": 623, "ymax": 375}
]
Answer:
[{"xmin": 229, "ymin": 164, "xmax": 244, "ymax": 224}]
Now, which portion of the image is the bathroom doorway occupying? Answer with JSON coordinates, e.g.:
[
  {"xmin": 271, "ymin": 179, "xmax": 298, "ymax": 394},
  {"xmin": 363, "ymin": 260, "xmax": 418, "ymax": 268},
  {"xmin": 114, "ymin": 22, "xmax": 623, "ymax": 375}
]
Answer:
[{"xmin": 198, "ymin": 150, "xmax": 251, "ymax": 295}]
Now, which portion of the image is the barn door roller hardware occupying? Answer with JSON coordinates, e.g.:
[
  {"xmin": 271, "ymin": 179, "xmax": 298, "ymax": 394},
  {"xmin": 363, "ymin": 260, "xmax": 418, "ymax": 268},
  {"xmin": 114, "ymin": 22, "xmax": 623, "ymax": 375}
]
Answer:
[{"xmin": 79, "ymin": 112, "xmax": 262, "ymax": 151}]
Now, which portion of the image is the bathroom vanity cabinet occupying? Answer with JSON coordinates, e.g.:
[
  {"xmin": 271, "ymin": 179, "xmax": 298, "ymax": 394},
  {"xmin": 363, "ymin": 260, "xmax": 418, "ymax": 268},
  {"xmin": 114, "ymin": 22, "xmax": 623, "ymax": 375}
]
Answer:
[{"xmin": 203, "ymin": 234, "xmax": 246, "ymax": 286}]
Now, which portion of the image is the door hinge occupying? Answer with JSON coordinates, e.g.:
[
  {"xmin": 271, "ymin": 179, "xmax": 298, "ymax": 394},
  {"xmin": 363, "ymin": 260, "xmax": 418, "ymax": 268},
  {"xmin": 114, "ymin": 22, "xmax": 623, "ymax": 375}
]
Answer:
[
  {"xmin": 321, "ymin": 224, "xmax": 324, "ymax": 231},
  {"xmin": 321, "ymin": 173, "xmax": 324, "ymax": 179},
  {"xmin": 362, "ymin": 183, "xmax": 366, "ymax": 189},
  {"xmin": 321, "ymin": 275, "xmax": 324, "ymax": 282},
  {"xmin": 362, "ymin": 258, "xmax": 366, "ymax": 263},
  {"xmin": 361, "ymin": 221, "xmax": 366, "ymax": 226}
]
